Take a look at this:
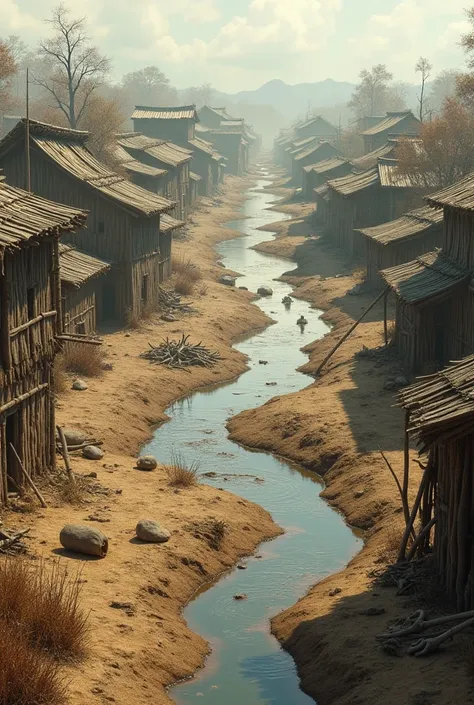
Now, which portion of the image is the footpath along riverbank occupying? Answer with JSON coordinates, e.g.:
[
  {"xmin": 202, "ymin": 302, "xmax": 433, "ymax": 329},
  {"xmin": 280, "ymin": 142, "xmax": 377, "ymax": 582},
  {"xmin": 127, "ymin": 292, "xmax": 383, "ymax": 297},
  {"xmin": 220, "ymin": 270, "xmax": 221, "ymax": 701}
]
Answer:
[
  {"xmin": 228, "ymin": 177, "xmax": 474, "ymax": 705},
  {"xmin": 11, "ymin": 172, "xmax": 283, "ymax": 705}
]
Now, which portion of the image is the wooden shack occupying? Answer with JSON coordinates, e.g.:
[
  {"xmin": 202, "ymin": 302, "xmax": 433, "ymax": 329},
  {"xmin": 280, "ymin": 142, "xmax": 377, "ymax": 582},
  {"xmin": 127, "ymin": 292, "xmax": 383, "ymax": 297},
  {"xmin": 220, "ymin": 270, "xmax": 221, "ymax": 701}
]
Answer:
[
  {"xmin": 361, "ymin": 111, "xmax": 420, "ymax": 155},
  {"xmin": 399, "ymin": 354, "xmax": 474, "ymax": 610},
  {"xmin": 313, "ymin": 183, "xmax": 331, "ymax": 225},
  {"xmin": 294, "ymin": 115, "xmax": 339, "ymax": 142},
  {"xmin": 292, "ymin": 141, "xmax": 341, "ymax": 187},
  {"xmin": 116, "ymin": 133, "xmax": 192, "ymax": 219},
  {"xmin": 111, "ymin": 142, "xmax": 168, "ymax": 195},
  {"xmin": 0, "ymin": 119, "xmax": 176, "ymax": 325},
  {"xmin": 358, "ymin": 206, "xmax": 444, "ymax": 290},
  {"xmin": 59, "ymin": 244, "xmax": 110, "ymax": 335},
  {"xmin": 0, "ymin": 179, "xmax": 87, "ymax": 500},
  {"xmin": 159, "ymin": 213, "xmax": 185, "ymax": 279},
  {"xmin": 302, "ymin": 158, "xmax": 352, "ymax": 200},
  {"xmin": 381, "ymin": 251, "xmax": 470, "ymax": 373},
  {"xmin": 189, "ymin": 172, "xmax": 202, "ymax": 205}
]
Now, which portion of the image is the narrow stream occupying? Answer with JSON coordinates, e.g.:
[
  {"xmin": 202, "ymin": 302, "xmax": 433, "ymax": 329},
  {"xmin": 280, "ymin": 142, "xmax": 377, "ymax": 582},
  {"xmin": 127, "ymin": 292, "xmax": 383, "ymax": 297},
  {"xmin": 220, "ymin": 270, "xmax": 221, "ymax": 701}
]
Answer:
[{"xmin": 142, "ymin": 167, "xmax": 362, "ymax": 704}]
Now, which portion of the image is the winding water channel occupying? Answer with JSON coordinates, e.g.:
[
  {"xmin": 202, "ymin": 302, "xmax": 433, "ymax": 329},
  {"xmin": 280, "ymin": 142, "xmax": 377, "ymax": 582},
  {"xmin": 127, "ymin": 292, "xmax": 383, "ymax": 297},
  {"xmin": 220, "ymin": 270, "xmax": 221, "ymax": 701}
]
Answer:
[{"xmin": 142, "ymin": 168, "xmax": 362, "ymax": 704}]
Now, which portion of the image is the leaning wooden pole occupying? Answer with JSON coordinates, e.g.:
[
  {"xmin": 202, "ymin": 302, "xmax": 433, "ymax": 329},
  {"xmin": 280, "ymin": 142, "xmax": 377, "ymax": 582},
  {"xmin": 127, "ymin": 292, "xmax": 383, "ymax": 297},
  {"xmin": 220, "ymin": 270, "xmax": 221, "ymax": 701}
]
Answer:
[
  {"xmin": 9, "ymin": 443, "xmax": 47, "ymax": 508},
  {"xmin": 383, "ymin": 291, "xmax": 388, "ymax": 346},
  {"xmin": 56, "ymin": 425, "xmax": 75, "ymax": 484},
  {"xmin": 315, "ymin": 286, "xmax": 390, "ymax": 376}
]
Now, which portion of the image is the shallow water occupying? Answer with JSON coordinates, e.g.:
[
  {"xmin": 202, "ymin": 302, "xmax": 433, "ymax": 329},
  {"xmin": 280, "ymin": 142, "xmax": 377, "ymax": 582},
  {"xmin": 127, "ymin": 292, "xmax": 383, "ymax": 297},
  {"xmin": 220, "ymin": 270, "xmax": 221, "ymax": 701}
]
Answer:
[{"xmin": 142, "ymin": 168, "xmax": 362, "ymax": 704}]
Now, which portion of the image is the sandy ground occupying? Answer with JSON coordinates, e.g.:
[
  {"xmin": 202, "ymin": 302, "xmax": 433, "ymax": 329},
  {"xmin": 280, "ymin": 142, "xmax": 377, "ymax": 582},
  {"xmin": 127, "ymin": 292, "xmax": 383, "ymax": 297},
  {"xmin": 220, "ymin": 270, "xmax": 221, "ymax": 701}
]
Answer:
[
  {"xmin": 6, "ymin": 174, "xmax": 281, "ymax": 705},
  {"xmin": 228, "ymin": 187, "xmax": 474, "ymax": 705}
]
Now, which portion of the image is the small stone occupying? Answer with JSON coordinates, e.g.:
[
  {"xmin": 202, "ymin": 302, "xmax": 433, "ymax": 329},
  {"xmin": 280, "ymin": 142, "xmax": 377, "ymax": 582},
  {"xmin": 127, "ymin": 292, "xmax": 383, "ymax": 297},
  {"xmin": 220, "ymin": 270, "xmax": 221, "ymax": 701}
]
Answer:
[
  {"xmin": 329, "ymin": 587, "xmax": 342, "ymax": 597},
  {"xmin": 354, "ymin": 490, "xmax": 365, "ymax": 499},
  {"xmin": 161, "ymin": 313, "xmax": 176, "ymax": 322},
  {"xmin": 61, "ymin": 428, "xmax": 86, "ymax": 446},
  {"xmin": 219, "ymin": 275, "xmax": 236, "ymax": 286},
  {"xmin": 102, "ymin": 362, "xmax": 114, "ymax": 371},
  {"xmin": 136, "ymin": 519, "xmax": 171, "ymax": 544},
  {"xmin": 91, "ymin": 687, "xmax": 104, "ymax": 695},
  {"xmin": 72, "ymin": 379, "xmax": 88, "ymax": 391},
  {"xmin": 124, "ymin": 333, "xmax": 131, "ymax": 337},
  {"xmin": 136, "ymin": 455, "xmax": 158, "ymax": 471},
  {"xmin": 233, "ymin": 593, "xmax": 248, "ymax": 600},
  {"xmin": 237, "ymin": 564, "xmax": 247, "ymax": 570},
  {"xmin": 257, "ymin": 286, "xmax": 273, "ymax": 296},
  {"xmin": 266, "ymin": 382, "xmax": 277, "ymax": 386},
  {"xmin": 238, "ymin": 286, "xmax": 248, "ymax": 290},
  {"xmin": 87, "ymin": 471, "xmax": 98, "ymax": 478},
  {"xmin": 259, "ymin": 360, "xmax": 268, "ymax": 365},
  {"xmin": 83, "ymin": 445, "xmax": 104, "ymax": 460}
]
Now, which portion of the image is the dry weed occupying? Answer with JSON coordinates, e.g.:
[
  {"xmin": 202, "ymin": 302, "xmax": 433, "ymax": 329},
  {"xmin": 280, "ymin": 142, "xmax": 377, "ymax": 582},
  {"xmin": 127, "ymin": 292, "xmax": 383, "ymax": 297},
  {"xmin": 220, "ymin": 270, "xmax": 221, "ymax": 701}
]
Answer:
[
  {"xmin": 0, "ymin": 621, "xmax": 66, "ymax": 705},
  {"xmin": 0, "ymin": 558, "xmax": 89, "ymax": 660},
  {"xmin": 165, "ymin": 451, "xmax": 200, "ymax": 488},
  {"xmin": 175, "ymin": 275, "xmax": 195, "ymax": 296},
  {"xmin": 377, "ymin": 524, "xmax": 404, "ymax": 565},
  {"xmin": 173, "ymin": 254, "xmax": 202, "ymax": 283},
  {"xmin": 59, "ymin": 477, "xmax": 85, "ymax": 506},
  {"xmin": 125, "ymin": 307, "xmax": 141, "ymax": 329},
  {"xmin": 53, "ymin": 355, "xmax": 68, "ymax": 395},
  {"xmin": 63, "ymin": 343, "xmax": 105, "ymax": 378}
]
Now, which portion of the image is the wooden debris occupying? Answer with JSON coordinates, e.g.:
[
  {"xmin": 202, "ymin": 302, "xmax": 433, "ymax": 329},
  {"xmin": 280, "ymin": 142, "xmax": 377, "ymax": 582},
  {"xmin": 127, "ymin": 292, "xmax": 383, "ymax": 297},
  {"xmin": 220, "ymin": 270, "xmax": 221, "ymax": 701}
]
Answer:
[
  {"xmin": 158, "ymin": 287, "xmax": 194, "ymax": 314},
  {"xmin": 9, "ymin": 443, "xmax": 47, "ymax": 508},
  {"xmin": 140, "ymin": 334, "xmax": 222, "ymax": 370},
  {"xmin": 0, "ymin": 528, "xmax": 30, "ymax": 555}
]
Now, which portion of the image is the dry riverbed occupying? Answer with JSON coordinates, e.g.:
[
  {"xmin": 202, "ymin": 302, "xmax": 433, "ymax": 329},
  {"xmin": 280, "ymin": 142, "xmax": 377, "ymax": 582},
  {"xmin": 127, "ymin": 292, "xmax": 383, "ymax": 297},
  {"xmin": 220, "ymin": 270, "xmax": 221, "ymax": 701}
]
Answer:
[
  {"xmin": 228, "ymin": 185, "xmax": 474, "ymax": 705},
  {"xmin": 5, "ymin": 173, "xmax": 280, "ymax": 705}
]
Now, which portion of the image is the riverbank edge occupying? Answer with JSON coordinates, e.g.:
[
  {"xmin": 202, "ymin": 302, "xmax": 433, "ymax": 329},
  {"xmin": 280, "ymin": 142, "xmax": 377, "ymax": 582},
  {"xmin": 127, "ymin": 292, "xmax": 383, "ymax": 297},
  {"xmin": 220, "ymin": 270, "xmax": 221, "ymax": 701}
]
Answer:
[{"xmin": 17, "ymin": 171, "xmax": 286, "ymax": 705}]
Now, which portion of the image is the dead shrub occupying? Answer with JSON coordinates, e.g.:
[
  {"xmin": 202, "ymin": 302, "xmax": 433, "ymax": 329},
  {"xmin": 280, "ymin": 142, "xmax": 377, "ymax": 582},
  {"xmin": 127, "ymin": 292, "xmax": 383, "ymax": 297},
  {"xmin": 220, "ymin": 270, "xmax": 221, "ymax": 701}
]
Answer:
[
  {"xmin": 141, "ymin": 300, "xmax": 157, "ymax": 320},
  {"xmin": 59, "ymin": 477, "xmax": 85, "ymax": 506},
  {"xmin": 63, "ymin": 343, "xmax": 105, "ymax": 378},
  {"xmin": 165, "ymin": 451, "xmax": 200, "ymax": 488},
  {"xmin": 377, "ymin": 524, "xmax": 404, "ymax": 565},
  {"xmin": 125, "ymin": 307, "xmax": 141, "ymax": 329},
  {"xmin": 175, "ymin": 275, "xmax": 195, "ymax": 296},
  {"xmin": 173, "ymin": 254, "xmax": 202, "ymax": 283},
  {"xmin": 0, "ymin": 558, "xmax": 89, "ymax": 660},
  {"xmin": 53, "ymin": 355, "xmax": 68, "ymax": 395},
  {"xmin": 206, "ymin": 519, "xmax": 227, "ymax": 550},
  {"xmin": 0, "ymin": 621, "xmax": 66, "ymax": 705}
]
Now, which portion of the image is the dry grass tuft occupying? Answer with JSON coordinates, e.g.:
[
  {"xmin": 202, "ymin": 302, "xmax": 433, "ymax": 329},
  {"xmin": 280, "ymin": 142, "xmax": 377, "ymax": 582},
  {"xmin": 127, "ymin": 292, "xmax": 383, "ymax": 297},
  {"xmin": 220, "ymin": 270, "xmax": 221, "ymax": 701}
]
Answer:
[
  {"xmin": 0, "ymin": 620, "xmax": 66, "ymax": 705},
  {"xmin": 206, "ymin": 519, "xmax": 227, "ymax": 550},
  {"xmin": 63, "ymin": 343, "xmax": 105, "ymax": 378},
  {"xmin": 53, "ymin": 355, "xmax": 68, "ymax": 395},
  {"xmin": 0, "ymin": 558, "xmax": 89, "ymax": 660},
  {"xmin": 175, "ymin": 276, "xmax": 195, "ymax": 296},
  {"xmin": 377, "ymin": 523, "xmax": 404, "ymax": 565},
  {"xmin": 165, "ymin": 451, "xmax": 200, "ymax": 488},
  {"xmin": 59, "ymin": 477, "xmax": 85, "ymax": 506},
  {"xmin": 125, "ymin": 307, "xmax": 141, "ymax": 329},
  {"xmin": 173, "ymin": 254, "xmax": 202, "ymax": 296}
]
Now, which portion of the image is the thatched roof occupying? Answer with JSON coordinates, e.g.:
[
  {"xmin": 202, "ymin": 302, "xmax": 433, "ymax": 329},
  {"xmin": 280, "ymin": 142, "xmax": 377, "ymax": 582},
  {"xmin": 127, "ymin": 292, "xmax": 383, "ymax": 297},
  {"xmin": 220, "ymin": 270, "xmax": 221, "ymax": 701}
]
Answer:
[
  {"xmin": 111, "ymin": 144, "xmax": 167, "ymax": 178},
  {"xmin": 116, "ymin": 133, "xmax": 192, "ymax": 168},
  {"xmin": 426, "ymin": 172, "xmax": 474, "ymax": 212},
  {"xmin": 189, "ymin": 171, "xmax": 202, "ymax": 182},
  {"xmin": 351, "ymin": 142, "xmax": 398, "ymax": 172},
  {"xmin": 188, "ymin": 137, "xmax": 225, "ymax": 162},
  {"xmin": 296, "ymin": 115, "xmax": 338, "ymax": 133},
  {"xmin": 306, "ymin": 157, "xmax": 350, "ymax": 175},
  {"xmin": 294, "ymin": 140, "xmax": 337, "ymax": 162},
  {"xmin": 59, "ymin": 243, "xmax": 110, "ymax": 287},
  {"xmin": 0, "ymin": 179, "xmax": 87, "ymax": 251},
  {"xmin": 328, "ymin": 168, "xmax": 379, "ymax": 196},
  {"xmin": 131, "ymin": 105, "xmax": 199, "ymax": 121},
  {"xmin": 399, "ymin": 354, "xmax": 474, "ymax": 449},
  {"xmin": 160, "ymin": 214, "xmax": 185, "ymax": 233},
  {"xmin": 0, "ymin": 120, "xmax": 176, "ymax": 217},
  {"xmin": 357, "ymin": 206, "xmax": 443, "ymax": 246},
  {"xmin": 378, "ymin": 158, "xmax": 437, "ymax": 188},
  {"xmin": 361, "ymin": 111, "xmax": 419, "ymax": 136},
  {"xmin": 381, "ymin": 250, "xmax": 470, "ymax": 305}
]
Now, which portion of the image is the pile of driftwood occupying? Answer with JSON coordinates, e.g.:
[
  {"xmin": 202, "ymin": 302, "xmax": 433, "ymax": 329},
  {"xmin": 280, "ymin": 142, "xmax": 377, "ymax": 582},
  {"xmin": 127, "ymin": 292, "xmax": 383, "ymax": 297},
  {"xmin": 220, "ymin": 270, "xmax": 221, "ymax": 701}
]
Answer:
[
  {"xmin": 0, "ymin": 526, "xmax": 29, "ymax": 555},
  {"xmin": 158, "ymin": 287, "xmax": 194, "ymax": 314},
  {"xmin": 140, "ymin": 334, "xmax": 221, "ymax": 370}
]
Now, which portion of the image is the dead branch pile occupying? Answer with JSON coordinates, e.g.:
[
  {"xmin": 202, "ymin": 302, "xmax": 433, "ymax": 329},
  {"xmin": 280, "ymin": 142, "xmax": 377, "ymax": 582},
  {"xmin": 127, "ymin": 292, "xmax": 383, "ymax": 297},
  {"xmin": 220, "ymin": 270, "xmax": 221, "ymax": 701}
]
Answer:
[
  {"xmin": 0, "ymin": 528, "xmax": 30, "ymax": 556},
  {"xmin": 140, "ymin": 334, "xmax": 222, "ymax": 371},
  {"xmin": 158, "ymin": 287, "xmax": 194, "ymax": 314}
]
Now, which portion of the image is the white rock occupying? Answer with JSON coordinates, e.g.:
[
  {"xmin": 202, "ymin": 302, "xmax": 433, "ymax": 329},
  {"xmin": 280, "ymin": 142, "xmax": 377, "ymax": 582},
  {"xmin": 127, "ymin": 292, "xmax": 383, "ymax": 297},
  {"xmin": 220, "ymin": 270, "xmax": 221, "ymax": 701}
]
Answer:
[{"xmin": 72, "ymin": 379, "xmax": 88, "ymax": 391}]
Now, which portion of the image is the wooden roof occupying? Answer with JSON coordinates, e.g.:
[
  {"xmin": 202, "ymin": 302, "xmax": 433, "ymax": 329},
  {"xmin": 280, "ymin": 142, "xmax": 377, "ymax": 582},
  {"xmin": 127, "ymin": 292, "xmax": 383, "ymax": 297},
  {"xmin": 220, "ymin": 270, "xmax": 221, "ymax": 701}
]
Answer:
[
  {"xmin": 59, "ymin": 243, "xmax": 110, "ymax": 287},
  {"xmin": 328, "ymin": 168, "xmax": 379, "ymax": 196},
  {"xmin": 0, "ymin": 120, "xmax": 175, "ymax": 217},
  {"xmin": 160, "ymin": 214, "xmax": 185, "ymax": 233},
  {"xmin": 361, "ymin": 111, "xmax": 419, "ymax": 136},
  {"xmin": 357, "ymin": 206, "xmax": 443, "ymax": 246},
  {"xmin": 296, "ymin": 115, "xmax": 338, "ymax": 133},
  {"xmin": 0, "ymin": 179, "xmax": 87, "ymax": 251},
  {"xmin": 351, "ymin": 142, "xmax": 397, "ymax": 172},
  {"xmin": 112, "ymin": 144, "xmax": 167, "ymax": 178},
  {"xmin": 131, "ymin": 105, "xmax": 199, "ymax": 121},
  {"xmin": 307, "ymin": 157, "xmax": 350, "ymax": 175},
  {"xmin": 426, "ymin": 172, "xmax": 474, "ymax": 212},
  {"xmin": 294, "ymin": 140, "xmax": 335, "ymax": 162},
  {"xmin": 381, "ymin": 250, "xmax": 470, "ymax": 305},
  {"xmin": 188, "ymin": 137, "xmax": 224, "ymax": 161},
  {"xmin": 378, "ymin": 158, "xmax": 437, "ymax": 188},
  {"xmin": 399, "ymin": 354, "xmax": 474, "ymax": 449},
  {"xmin": 189, "ymin": 171, "xmax": 202, "ymax": 182},
  {"xmin": 116, "ymin": 133, "xmax": 192, "ymax": 168}
]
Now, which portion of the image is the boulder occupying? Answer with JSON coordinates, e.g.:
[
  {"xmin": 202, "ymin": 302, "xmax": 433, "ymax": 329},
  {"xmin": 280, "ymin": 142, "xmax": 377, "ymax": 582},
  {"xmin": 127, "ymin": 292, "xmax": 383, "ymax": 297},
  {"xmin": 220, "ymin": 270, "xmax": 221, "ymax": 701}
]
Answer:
[
  {"xmin": 60, "ymin": 524, "xmax": 108, "ymax": 557},
  {"xmin": 72, "ymin": 379, "xmax": 88, "ymax": 391},
  {"xmin": 136, "ymin": 520, "xmax": 170, "ymax": 544},
  {"xmin": 82, "ymin": 445, "xmax": 104, "ymax": 461},
  {"xmin": 219, "ymin": 275, "xmax": 236, "ymax": 287},
  {"xmin": 257, "ymin": 286, "xmax": 273, "ymax": 297},
  {"xmin": 61, "ymin": 428, "xmax": 86, "ymax": 446},
  {"xmin": 136, "ymin": 455, "xmax": 158, "ymax": 471}
]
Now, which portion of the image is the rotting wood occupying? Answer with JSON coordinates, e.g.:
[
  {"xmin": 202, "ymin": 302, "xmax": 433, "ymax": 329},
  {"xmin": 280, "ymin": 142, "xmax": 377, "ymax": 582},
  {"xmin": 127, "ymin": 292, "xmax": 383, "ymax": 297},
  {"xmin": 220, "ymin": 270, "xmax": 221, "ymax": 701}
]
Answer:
[
  {"xmin": 315, "ymin": 286, "xmax": 390, "ymax": 376},
  {"xmin": 9, "ymin": 443, "xmax": 47, "ymax": 508},
  {"xmin": 56, "ymin": 426, "xmax": 75, "ymax": 484},
  {"xmin": 57, "ymin": 334, "xmax": 103, "ymax": 346}
]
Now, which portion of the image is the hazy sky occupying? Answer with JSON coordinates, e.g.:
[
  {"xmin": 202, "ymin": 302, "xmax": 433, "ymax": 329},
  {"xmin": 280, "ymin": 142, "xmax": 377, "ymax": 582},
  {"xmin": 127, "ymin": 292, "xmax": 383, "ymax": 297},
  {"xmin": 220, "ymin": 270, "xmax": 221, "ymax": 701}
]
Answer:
[{"xmin": 1, "ymin": 0, "xmax": 471, "ymax": 92}]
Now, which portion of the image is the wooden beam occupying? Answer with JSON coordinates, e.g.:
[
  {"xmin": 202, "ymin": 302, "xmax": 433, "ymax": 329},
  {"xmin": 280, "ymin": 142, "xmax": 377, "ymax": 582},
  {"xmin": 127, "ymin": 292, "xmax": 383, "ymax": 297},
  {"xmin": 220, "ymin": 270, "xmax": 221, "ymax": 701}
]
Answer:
[
  {"xmin": 9, "ymin": 311, "xmax": 56, "ymax": 337},
  {"xmin": 9, "ymin": 443, "xmax": 47, "ymax": 508},
  {"xmin": 0, "ymin": 384, "xmax": 48, "ymax": 416},
  {"xmin": 57, "ymin": 334, "xmax": 102, "ymax": 346},
  {"xmin": 0, "ymin": 270, "xmax": 11, "ymax": 371}
]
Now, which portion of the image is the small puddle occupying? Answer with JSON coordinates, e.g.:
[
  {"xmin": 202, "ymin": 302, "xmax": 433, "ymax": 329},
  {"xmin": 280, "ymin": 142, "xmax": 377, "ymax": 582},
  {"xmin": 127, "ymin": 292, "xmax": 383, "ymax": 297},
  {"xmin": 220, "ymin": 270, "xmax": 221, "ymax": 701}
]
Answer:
[{"xmin": 142, "ymin": 167, "xmax": 362, "ymax": 704}]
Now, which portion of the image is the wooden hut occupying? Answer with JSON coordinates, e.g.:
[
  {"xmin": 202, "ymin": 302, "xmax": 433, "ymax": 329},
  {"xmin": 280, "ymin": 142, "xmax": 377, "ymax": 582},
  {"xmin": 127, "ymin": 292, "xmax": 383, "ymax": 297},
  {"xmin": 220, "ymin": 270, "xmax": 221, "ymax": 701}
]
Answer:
[
  {"xmin": 59, "ymin": 244, "xmax": 110, "ymax": 335},
  {"xmin": 291, "ymin": 141, "xmax": 341, "ymax": 187},
  {"xmin": 189, "ymin": 172, "xmax": 202, "ymax": 205},
  {"xmin": 0, "ymin": 119, "xmax": 176, "ymax": 325},
  {"xmin": 361, "ymin": 111, "xmax": 420, "ymax": 154},
  {"xmin": 399, "ymin": 354, "xmax": 474, "ymax": 610},
  {"xmin": 358, "ymin": 206, "xmax": 444, "ymax": 290},
  {"xmin": 380, "ymin": 251, "xmax": 470, "ymax": 373},
  {"xmin": 302, "ymin": 158, "xmax": 352, "ymax": 200},
  {"xmin": 313, "ymin": 183, "xmax": 331, "ymax": 226},
  {"xmin": 159, "ymin": 213, "xmax": 185, "ymax": 280},
  {"xmin": 110, "ymin": 143, "xmax": 168, "ymax": 195},
  {"xmin": 116, "ymin": 133, "xmax": 192, "ymax": 219},
  {"xmin": 351, "ymin": 141, "xmax": 398, "ymax": 172},
  {"xmin": 0, "ymin": 178, "xmax": 87, "ymax": 500},
  {"xmin": 294, "ymin": 115, "xmax": 339, "ymax": 142}
]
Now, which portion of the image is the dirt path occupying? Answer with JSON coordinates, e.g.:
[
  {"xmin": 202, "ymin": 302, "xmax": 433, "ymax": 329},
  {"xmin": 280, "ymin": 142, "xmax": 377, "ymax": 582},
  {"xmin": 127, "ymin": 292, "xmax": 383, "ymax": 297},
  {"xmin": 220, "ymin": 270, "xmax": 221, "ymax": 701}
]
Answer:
[
  {"xmin": 8, "ymin": 174, "xmax": 281, "ymax": 705},
  {"xmin": 228, "ymin": 189, "xmax": 474, "ymax": 705}
]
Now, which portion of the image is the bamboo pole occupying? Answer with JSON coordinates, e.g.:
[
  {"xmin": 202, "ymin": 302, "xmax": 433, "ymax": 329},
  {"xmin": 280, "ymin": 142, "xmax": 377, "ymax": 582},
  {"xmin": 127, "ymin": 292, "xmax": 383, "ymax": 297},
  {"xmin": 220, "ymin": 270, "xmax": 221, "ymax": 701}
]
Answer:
[
  {"xmin": 9, "ymin": 443, "xmax": 47, "ymax": 508},
  {"xmin": 0, "ymin": 384, "xmax": 48, "ymax": 415},
  {"xmin": 56, "ymin": 426, "xmax": 75, "ymax": 484},
  {"xmin": 315, "ymin": 286, "xmax": 390, "ymax": 376}
]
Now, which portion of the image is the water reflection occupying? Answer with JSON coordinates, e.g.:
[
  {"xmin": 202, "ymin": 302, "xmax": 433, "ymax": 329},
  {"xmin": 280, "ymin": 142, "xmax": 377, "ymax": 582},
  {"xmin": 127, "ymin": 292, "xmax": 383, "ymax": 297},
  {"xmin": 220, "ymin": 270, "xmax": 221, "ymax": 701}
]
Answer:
[{"xmin": 142, "ymin": 173, "xmax": 362, "ymax": 705}]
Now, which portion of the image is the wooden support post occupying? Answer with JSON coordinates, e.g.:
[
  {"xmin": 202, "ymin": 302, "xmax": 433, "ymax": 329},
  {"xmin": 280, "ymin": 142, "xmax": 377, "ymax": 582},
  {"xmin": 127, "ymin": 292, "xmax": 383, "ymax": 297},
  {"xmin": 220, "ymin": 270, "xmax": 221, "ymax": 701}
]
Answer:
[
  {"xmin": 398, "ymin": 459, "xmax": 432, "ymax": 562},
  {"xmin": 384, "ymin": 291, "xmax": 388, "ymax": 346},
  {"xmin": 52, "ymin": 241, "xmax": 62, "ymax": 337},
  {"xmin": 56, "ymin": 426, "xmax": 75, "ymax": 484},
  {"xmin": 403, "ymin": 410, "xmax": 410, "ymax": 527},
  {"xmin": 9, "ymin": 443, "xmax": 47, "ymax": 508},
  {"xmin": 0, "ymin": 265, "xmax": 11, "ymax": 372},
  {"xmin": 315, "ymin": 286, "xmax": 390, "ymax": 376}
]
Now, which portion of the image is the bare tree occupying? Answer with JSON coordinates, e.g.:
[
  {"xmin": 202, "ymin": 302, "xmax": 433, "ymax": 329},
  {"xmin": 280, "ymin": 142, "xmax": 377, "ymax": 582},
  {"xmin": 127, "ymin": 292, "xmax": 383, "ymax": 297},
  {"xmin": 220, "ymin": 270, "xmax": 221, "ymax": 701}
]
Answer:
[
  {"xmin": 0, "ymin": 40, "xmax": 17, "ymax": 114},
  {"xmin": 415, "ymin": 56, "xmax": 432, "ymax": 122},
  {"xmin": 349, "ymin": 64, "xmax": 394, "ymax": 118},
  {"xmin": 35, "ymin": 3, "xmax": 109, "ymax": 128}
]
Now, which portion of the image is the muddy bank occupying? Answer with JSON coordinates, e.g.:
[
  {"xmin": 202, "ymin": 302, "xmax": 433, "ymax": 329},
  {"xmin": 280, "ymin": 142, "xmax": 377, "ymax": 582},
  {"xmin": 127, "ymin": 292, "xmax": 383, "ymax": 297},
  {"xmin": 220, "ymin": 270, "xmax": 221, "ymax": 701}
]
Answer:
[
  {"xmin": 15, "ymin": 173, "xmax": 281, "ymax": 705},
  {"xmin": 228, "ymin": 191, "xmax": 473, "ymax": 705}
]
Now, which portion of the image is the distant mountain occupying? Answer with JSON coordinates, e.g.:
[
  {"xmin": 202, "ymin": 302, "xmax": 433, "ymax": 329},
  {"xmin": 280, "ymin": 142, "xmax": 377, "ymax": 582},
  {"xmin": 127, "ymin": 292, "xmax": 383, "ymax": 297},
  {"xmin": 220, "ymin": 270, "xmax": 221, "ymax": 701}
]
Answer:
[{"xmin": 215, "ymin": 79, "xmax": 356, "ymax": 120}]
